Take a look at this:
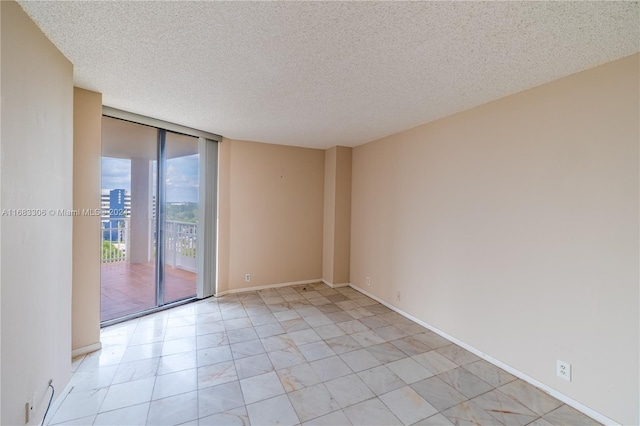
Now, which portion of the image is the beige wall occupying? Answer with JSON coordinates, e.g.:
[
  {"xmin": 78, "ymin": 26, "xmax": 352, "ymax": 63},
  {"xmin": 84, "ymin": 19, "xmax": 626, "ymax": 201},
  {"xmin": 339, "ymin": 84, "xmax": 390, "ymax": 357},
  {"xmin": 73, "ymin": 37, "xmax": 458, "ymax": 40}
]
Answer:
[
  {"xmin": 323, "ymin": 147, "xmax": 337, "ymax": 282},
  {"xmin": 1, "ymin": 4, "xmax": 3, "ymax": 423},
  {"xmin": 333, "ymin": 147, "xmax": 352, "ymax": 284},
  {"xmin": 323, "ymin": 146, "xmax": 352, "ymax": 285},
  {"xmin": 217, "ymin": 138, "xmax": 324, "ymax": 292},
  {"xmin": 351, "ymin": 54, "xmax": 639, "ymax": 424},
  {"xmin": 72, "ymin": 88, "xmax": 102, "ymax": 354},
  {"xmin": 1, "ymin": 2, "xmax": 74, "ymax": 424}
]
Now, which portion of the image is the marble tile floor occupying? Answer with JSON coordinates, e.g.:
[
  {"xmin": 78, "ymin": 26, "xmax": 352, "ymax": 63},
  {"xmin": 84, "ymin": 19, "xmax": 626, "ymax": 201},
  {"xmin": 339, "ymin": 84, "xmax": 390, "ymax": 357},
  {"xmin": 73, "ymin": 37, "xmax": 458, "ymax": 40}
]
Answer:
[{"xmin": 51, "ymin": 282, "xmax": 600, "ymax": 426}]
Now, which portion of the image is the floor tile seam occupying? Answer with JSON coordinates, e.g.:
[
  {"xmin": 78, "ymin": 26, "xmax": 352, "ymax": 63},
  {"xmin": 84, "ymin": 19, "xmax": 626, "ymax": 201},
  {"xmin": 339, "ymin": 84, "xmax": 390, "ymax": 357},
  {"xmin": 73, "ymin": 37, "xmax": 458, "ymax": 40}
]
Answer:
[
  {"xmin": 435, "ymin": 364, "xmax": 499, "ymax": 394},
  {"xmin": 375, "ymin": 387, "xmax": 434, "ymax": 426},
  {"xmin": 469, "ymin": 387, "xmax": 541, "ymax": 420},
  {"xmin": 93, "ymin": 383, "xmax": 112, "ymax": 418},
  {"xmin": 439, "ymin": 385, "xmax": 543, "ymax": 426},
  {"xmin": 495, "ymin": 382, "xmax": 565, "ymax": 418},
  {"xmin": 459, "ymin": 361, "xmax": 519, "ymax": 389},
  {"xmin": 434, "ymin": 376, "xmax": 494, "ymax": 403},
  {"xmin": 286, "ymin": 389, "xmax": 344, "ymax": 426},
  {"xmin": 127, "ymin": 336, "xmax": 166, "ymax": 346},
  {"xmin": 481, "ymin": 401, "xmax": 542, "ymax": 426},
  {"xmin": 438, "ymin": 399, "xmax": 499, "ymax": 425},
  {"xmin": 45, "ymin": 382, "xmax": 79, "ymax": 426},
  {"xmin": 354, "ymin": 366, "xmax": 403, "ymax": 397},
  {"xmin": 92, "ymin": 400, "xmax": 153, "ymax": 425},
  {"xmin": 343, "ymin": 395, "xmax": 404, "ymax": 424},
  {"xmin": 72, "ymin": 354, "xmax": 94, "ymax": 373},
  {"xmin": 282, "ymin": 384, "xmax": 317, "ymax": 424},
  {"xmin": 409, "ymin": 375, "xmax": 473, "ymax": 412}
]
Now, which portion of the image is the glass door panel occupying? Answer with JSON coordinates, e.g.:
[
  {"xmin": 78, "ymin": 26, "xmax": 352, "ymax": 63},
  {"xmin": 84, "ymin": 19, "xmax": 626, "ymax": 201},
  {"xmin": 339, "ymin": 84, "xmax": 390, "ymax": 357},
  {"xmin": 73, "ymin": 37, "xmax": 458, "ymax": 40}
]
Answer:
[
  {"xmin": 101, "ymin": 116, "xmax": 158, "ymax": 322},
  {"xmin": 163, "ymin": 131, "xmax": 199, "ymax": 304}
]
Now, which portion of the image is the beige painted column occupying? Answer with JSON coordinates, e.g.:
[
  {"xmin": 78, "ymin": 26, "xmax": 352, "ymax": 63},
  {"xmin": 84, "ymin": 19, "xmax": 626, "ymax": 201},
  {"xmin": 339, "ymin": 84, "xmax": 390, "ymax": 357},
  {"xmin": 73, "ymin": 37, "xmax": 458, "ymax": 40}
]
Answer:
[
  {"xmin": 216, "ymin": 138, "xmax": 231, "ymax": 295},
  {"xmin": 72, "ymin": 88, "xmax": 102, "ymax": 355},
  {"xmin": 129, "ymin": 158, "xmax": 151, "ymax": 264},
  {"xmin": 322, "ymin": 146, "xmax": 352, "ymax": 286}
]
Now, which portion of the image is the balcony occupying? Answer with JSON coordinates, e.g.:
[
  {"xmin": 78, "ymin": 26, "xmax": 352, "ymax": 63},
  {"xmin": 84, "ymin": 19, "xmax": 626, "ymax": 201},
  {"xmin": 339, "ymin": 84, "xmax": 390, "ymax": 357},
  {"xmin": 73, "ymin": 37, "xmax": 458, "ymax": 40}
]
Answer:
[{"xmin": 100, "ymin": 218, "xmax": 197, "ymax": 322}]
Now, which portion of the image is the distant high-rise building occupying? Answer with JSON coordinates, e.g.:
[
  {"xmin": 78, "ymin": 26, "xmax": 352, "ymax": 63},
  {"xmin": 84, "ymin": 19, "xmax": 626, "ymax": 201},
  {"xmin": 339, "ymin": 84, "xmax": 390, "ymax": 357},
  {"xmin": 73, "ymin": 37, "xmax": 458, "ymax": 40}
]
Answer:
[
  {"xmin": 101, "ymin": 189, "xmax": 131, "ymax": 219},
  {"xmin": 104, "ymin": 189, "xmax": 128, "ymax": 241}
]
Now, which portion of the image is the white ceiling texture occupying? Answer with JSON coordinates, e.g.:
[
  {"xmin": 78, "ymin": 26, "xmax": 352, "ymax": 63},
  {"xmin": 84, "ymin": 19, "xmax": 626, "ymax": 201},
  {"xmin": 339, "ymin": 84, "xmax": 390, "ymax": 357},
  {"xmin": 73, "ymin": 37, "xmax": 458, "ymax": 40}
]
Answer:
[{"xmin": 18, "ymin": 1, "xmax": 640, "ymax": 149}]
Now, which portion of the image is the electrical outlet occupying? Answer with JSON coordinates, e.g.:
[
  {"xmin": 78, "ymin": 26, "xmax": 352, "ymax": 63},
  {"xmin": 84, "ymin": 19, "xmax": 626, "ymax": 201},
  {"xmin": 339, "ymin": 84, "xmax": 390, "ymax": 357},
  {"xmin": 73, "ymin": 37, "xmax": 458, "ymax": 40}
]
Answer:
[
  {"xmin": 557, "ymin": 359, "xmax": 571, "ymax": 381},
  {"xmin": 25, "ymin": 393, "xmax": 35, "ymax": 424},
  {"xmin": 245, "ymin": 273, "xmax": 251, "ymax": 282},
  {"xmin": 365, "ymin": 277, "xmax": 371, "ymax": 286}
]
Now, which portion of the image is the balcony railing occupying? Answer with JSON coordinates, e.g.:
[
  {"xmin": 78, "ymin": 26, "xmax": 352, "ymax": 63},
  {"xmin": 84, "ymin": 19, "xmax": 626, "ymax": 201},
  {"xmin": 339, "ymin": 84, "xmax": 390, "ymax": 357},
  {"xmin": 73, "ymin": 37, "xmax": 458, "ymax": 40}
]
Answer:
[
  {"xmin": 101, "ymin": 218, "xmax": 197, "ymax": 272},
  {"xmin": 102, "ymin": 218, "xmax": 128, "ymax": 263},
  {"xmin": 165, "ymin": 220, "xmax": 198, "ymax": 272}
]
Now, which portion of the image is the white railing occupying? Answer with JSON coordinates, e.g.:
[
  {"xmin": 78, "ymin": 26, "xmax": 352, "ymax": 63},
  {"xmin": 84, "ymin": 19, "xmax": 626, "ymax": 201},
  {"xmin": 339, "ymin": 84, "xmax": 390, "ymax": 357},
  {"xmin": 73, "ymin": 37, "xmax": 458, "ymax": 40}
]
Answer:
[
  {"xmin": 101, "ymin": 218, "xmax": 197, "ymax": 273},
  {"xmin": 101, "ymin": 218, "xmax": 128, "ymax": 263},
  {"xmin": 165, "ymin": 220, "xmax": 198, "ymax": 272}
]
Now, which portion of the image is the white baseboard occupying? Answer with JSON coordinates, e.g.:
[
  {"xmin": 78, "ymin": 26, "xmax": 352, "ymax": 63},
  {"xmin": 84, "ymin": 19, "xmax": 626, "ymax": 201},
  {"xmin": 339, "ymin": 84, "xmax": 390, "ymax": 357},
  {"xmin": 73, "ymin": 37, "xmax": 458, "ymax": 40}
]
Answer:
[
  {"xmin": 216, "ymin": 278, "xmax": 323, "ymax": 297},
  {"xmin": 321, "ymin": 279, "xmax": 351, "ymax": 288},
  {"xmin": 71, "ymin": 342, "xmax": 102, "ymax": 358},
  {"xmin": 349, "ymin": 284, "xmax": 618, "ymax": 426}
]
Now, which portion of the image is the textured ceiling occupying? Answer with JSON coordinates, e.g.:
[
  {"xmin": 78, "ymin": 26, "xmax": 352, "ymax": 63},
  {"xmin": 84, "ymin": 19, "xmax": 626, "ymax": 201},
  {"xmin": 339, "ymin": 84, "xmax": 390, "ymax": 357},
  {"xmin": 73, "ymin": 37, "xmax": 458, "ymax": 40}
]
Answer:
[{"xmin": 18, "ymin": 1, "xmax": 640, "ymax": 149}]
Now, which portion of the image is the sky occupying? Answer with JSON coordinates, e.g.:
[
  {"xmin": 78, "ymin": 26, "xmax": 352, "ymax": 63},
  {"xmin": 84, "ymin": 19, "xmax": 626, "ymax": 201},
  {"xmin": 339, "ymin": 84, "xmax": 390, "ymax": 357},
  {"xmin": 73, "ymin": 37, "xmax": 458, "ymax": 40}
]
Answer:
[{"xmin": 101, "ymin": 155, "xmax": 199, "ymax": 203}]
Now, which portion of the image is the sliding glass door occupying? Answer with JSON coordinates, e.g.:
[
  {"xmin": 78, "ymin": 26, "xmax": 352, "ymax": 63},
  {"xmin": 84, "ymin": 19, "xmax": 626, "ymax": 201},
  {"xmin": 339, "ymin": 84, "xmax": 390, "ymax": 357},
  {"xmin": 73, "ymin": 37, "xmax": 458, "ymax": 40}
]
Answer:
[{"xmin": 101, "ymin": 117, "xmax": 199, "ymax": 323}]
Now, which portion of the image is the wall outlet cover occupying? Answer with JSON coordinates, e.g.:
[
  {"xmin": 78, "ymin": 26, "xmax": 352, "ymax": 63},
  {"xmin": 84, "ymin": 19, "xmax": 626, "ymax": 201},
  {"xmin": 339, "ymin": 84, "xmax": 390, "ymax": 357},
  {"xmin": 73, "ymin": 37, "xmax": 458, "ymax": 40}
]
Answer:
[{"xmin": 557, "ymin": 359, "xmax": 571, "ymax": 382}]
